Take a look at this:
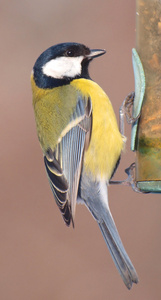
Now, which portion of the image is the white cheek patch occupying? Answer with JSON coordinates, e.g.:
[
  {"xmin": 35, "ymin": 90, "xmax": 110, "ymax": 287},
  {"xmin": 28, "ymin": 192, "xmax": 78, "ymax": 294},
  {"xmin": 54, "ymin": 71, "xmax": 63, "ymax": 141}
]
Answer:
[{"xmin": 42, "ymin": 56, "xmax": 83, "ymax": 79}]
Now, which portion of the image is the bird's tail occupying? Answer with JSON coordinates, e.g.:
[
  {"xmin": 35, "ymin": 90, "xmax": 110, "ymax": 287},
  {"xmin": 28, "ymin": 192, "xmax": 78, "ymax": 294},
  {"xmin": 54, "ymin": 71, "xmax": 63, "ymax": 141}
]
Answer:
[
  {"xmin": 79, "ymin": 175, "xmax": 138, "ymax": 289},
  {"xmin": 98, "ymin": 209, "xmax": 138, "ymax": 289}
]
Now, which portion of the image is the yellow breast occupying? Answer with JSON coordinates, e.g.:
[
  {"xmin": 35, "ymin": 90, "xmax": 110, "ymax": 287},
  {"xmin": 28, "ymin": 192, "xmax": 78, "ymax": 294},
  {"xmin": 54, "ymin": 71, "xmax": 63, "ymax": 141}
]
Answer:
[{"xmin": 71, "ymin": 79, "xmax": 124, "ymax": 180}]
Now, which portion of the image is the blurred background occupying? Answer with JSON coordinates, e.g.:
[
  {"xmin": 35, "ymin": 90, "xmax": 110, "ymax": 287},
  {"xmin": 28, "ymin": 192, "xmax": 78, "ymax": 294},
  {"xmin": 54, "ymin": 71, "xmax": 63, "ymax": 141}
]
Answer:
[{"xmin": 1, "ymin": 0, "xmax": 161, "ymax": 299}]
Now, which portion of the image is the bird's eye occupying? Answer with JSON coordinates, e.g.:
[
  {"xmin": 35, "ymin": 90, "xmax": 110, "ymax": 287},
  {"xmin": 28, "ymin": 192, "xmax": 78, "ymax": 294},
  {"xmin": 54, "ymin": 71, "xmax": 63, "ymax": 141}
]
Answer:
[{"xmin": 66, "ymin": 49, "xmax": 74, "ymax": 57}]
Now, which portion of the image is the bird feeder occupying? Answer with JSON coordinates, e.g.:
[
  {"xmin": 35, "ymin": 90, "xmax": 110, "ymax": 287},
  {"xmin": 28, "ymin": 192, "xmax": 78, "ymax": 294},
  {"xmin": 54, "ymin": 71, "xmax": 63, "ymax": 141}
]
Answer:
[{"xmin": 131, "ymin": 0, "xmax": 161, "ymax": 192}]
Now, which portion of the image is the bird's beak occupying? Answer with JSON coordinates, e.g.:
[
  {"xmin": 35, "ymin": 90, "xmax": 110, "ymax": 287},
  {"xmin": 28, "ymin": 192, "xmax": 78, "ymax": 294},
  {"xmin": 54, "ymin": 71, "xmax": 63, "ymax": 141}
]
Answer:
[{"xmin": 87, "ymin": 49, "xmax": 106, "ymax": 59}]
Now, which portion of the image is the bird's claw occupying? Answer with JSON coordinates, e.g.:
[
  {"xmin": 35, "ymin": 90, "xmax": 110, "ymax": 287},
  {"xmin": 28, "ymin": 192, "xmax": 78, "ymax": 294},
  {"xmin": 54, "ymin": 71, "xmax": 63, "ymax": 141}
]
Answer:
[
  {"xmin": 120, "ymin": 92, "xmax": 140, "ymax": 125},
  {"xmin": 110, "ymin": 162, "xmax": 148, "ymax": 193},
  {"xmin": 124, "ymin": 163, "xmax": 142, "ymax": 193}
]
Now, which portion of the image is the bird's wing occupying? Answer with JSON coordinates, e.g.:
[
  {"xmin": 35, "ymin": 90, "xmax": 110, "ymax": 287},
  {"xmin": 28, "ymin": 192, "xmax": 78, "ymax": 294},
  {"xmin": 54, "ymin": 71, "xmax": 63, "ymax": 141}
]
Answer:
[{"xmin": 44, "ymin": 94, "xmax": 92, "ymax": 226}]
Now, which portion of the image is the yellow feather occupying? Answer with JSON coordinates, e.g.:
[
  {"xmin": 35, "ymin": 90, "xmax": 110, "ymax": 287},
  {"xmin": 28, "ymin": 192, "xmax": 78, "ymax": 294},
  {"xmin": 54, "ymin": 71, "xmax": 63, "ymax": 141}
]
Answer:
[
  {"xmin": 71, "ymin": 79, "xmax": 124, "ymax": 180},
  {"xmin": 31, "ymin": 72, "xmax": 124, "ymax": 180}
]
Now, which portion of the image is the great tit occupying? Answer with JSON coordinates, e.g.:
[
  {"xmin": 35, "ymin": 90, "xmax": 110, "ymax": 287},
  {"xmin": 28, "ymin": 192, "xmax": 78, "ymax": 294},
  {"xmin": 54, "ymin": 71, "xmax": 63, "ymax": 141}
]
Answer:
[{"xmin": 31, "ymin": 42, "xmax": 138, "ymax": 289}]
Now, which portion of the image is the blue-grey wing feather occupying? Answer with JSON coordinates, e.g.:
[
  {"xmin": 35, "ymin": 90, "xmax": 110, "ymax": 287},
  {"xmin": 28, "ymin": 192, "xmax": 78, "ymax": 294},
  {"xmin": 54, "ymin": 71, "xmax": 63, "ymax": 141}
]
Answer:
[{"xmin": 44, "ymin": 94, "xmax": 92, "ymax": 226}]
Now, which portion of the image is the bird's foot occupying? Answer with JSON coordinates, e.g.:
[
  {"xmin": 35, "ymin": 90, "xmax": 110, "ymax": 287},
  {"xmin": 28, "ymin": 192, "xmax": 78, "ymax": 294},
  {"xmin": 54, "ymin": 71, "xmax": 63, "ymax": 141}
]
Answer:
[
  {"xmin": 109, "ymin": 163, "xmax": 148, "ymax": 193},
  {"xmin": 119, "ymin": 92, "xmax": 141, "ymax": 135}
]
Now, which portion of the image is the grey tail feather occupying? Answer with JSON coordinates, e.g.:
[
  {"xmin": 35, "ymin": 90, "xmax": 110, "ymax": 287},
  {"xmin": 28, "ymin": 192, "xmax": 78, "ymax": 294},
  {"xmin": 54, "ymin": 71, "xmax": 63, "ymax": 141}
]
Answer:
[{"xmin": 98, "ymin": 213, "xmax": 139, "ymax": 289}]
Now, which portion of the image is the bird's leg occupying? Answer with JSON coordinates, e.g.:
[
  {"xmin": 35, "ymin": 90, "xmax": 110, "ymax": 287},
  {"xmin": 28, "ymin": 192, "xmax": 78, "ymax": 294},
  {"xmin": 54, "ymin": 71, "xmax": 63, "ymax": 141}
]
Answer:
[
  {"xmin": 119, "ymin": 92, "xmax": 141, "ymax": 135},
  {"xmin": 110, "ymin": 93, "xmax": 148, "ymax": 193},
  {"xmin": 109, "ymin": 163, "xmax": 146, "ymax": 193}
]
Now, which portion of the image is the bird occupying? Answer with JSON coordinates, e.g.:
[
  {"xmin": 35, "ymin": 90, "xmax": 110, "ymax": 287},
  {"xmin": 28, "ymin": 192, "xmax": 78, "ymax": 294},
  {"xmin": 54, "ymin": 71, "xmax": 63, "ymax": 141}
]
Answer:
[{"xmin": 31, "ymin": 42, "xmax": 138, "ymax": 289}]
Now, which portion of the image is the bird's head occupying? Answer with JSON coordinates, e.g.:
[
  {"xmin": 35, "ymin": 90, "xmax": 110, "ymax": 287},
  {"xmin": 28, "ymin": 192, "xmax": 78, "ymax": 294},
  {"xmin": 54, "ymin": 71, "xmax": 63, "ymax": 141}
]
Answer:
[{"xmin": 33, "ymin": 42, "xmax": 106, "ymax": 88}]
